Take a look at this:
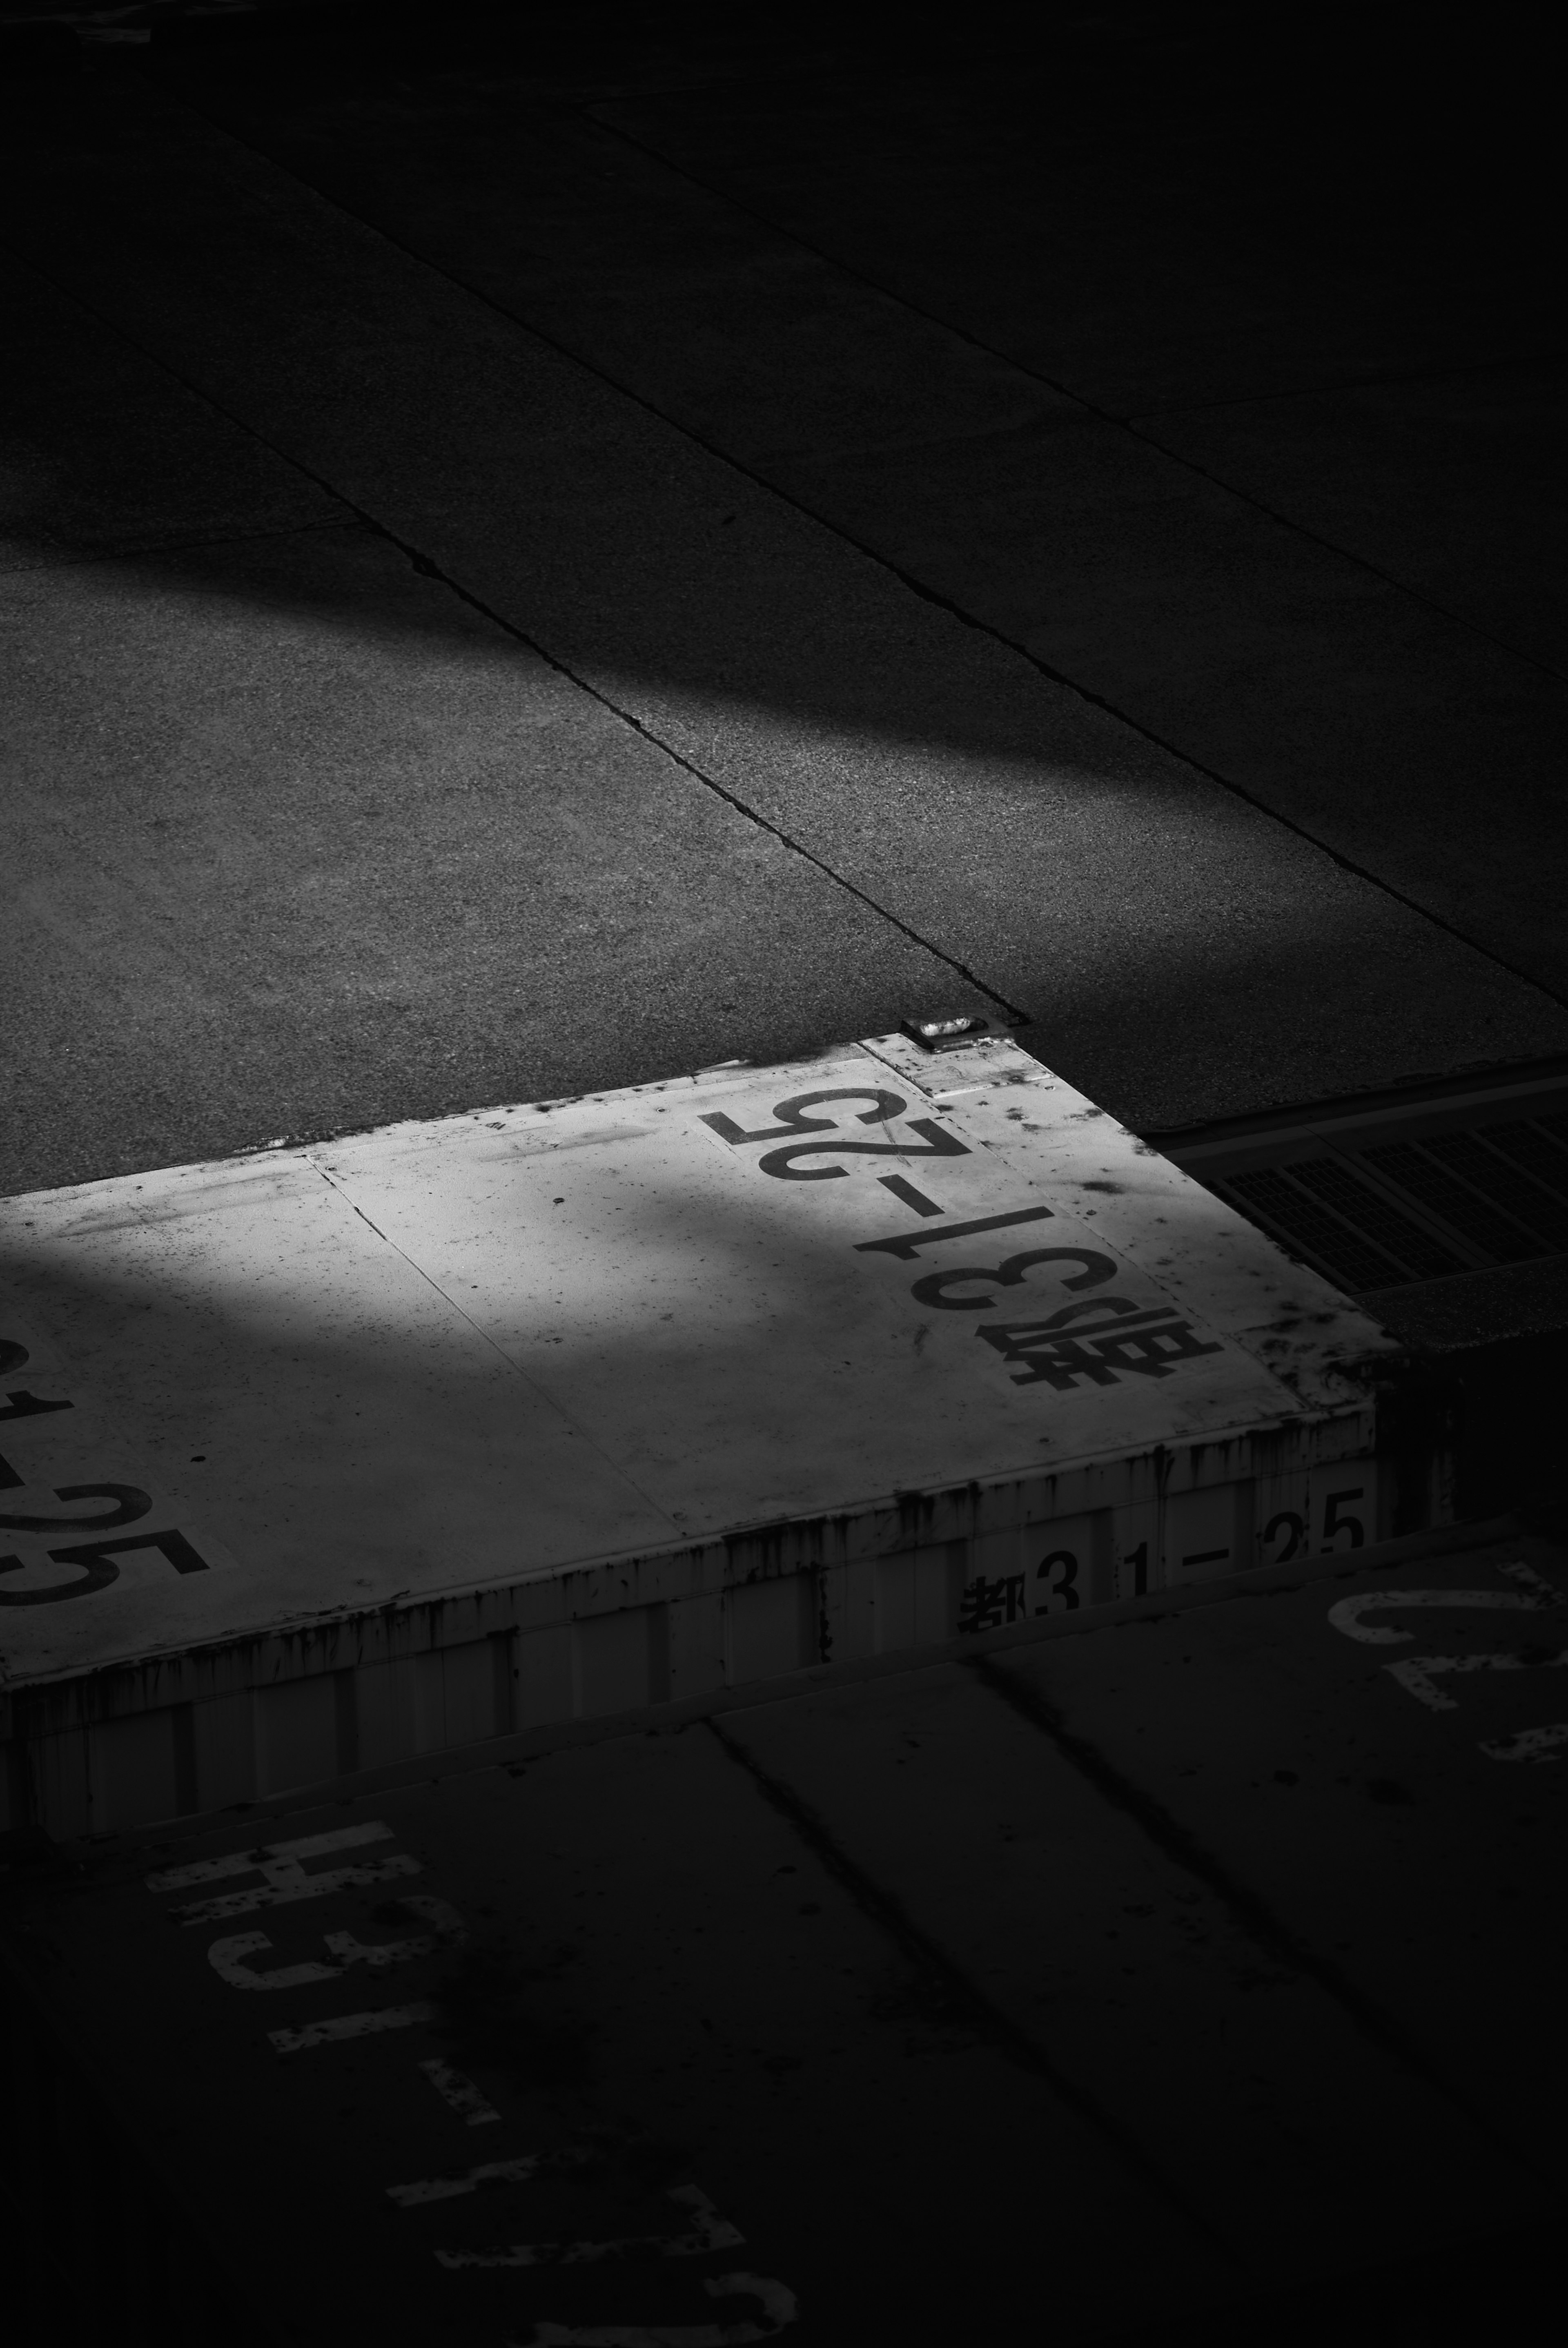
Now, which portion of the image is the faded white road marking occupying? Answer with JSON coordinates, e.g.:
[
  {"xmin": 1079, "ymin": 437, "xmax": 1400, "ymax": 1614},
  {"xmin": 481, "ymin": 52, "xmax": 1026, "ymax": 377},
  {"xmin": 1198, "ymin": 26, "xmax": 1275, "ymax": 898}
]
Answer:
[
  {"xmin": 387, "ymin": 2146, "xmax": 596, "ymax": 2208},
  {"xmin": 418, "ymin": 2058, "xmax": 500, "ymax": 2127},
  {"xmin": 209, "ymin": 1931, "xmax": 340, "ymax": 1991},
  {"xmin": 1480, "ymin": 1721, "xmax": 1568, "ymax": 1762},
  {"xmin": 322, "ymin": 1893, "xmax": 466, "ymax": 1968},
  {"xmin": 527, "ymin": 2271, "xmax": 797, "ymax": 2345},
  {"xmin": 439, "ymin": 2184, "xmax": 742, "ymax": 2270},
  {"xmin": 1384, "ymin": 1648, "xmax": 1568, "ymax": 1712},
  {"xmin": 172, "ymin": 1852, "xmax": 420, "ymax": 1925},
  {"xmin": 207, "ymin": 1897, "xmax": 463, "ymax": 1989},
  {"xmin": 1499, "ymin": 1561, "xmax": 1560, "ymax": 1599},
  {"xmin": 268, "ymin": 2001, "xmax": 434, "ymax": 2054},
  {"xmin": 1328, "ymin": 1568, "xmax": 1560, "ymax": 1646},
  {"xmin": 147, "ymin": 1821, "xmax": 394, "ymax": 1890}
]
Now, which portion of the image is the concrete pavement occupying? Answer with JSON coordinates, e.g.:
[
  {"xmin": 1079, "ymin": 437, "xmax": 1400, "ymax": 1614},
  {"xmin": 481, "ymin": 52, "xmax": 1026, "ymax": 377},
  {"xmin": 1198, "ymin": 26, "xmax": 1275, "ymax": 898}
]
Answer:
[
  {"xmin": 2, "ymin": 12, "xmax": 1565, "ymax": 2342},
  {"xmin": 4, "ymin": 12, "xmax": 1567, "ymax": 1198},
  {"xmin": 5, "ymin": 1519, "xmax": 1563, "ymax": 2343}
]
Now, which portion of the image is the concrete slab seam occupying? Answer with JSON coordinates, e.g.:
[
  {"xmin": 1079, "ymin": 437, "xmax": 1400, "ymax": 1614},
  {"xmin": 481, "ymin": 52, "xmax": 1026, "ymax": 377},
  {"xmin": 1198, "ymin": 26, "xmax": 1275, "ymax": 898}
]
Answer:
[
  {"xmin": 702, "ymin": 1710, "xmax": 1245, "ymax": 2273},
  {"xmin": 307, "ymin": 1157, "xmax": 678, "ymax": 1525},
  {"xmin": 29, "ymin": 85, "xmax": 1568, "ymax": 1017},
  {"xmin": 14, "ymin": 116, "xmax": 1025, "ymax": 1028},
  {"xmin": 590, "ymin": 105, "xmax": 1568, "ymax": 693},
  {"xmin": 234, "ymin": 71, "xmax": 1565, "ymax": 1008},
  {"xmin": 964, "ymin": 1650, "xmax": 1533, "ymax": 2170},
  {"xmin": 384, "ymin": 541, "xmax": 1027, "ymax": 1022},
  {"xmin": 0, "ymin": 512, "xmax": 362, "ymax": 579}
]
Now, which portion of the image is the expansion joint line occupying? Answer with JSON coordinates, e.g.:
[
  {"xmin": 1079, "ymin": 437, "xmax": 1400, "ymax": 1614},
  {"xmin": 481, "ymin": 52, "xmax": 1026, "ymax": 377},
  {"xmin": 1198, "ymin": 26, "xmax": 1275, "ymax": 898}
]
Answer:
[
  {"xmin": 67, "ymin": 73, "xmax": 1568, "ymax": 1019},
  {"xmin": 14, "ymin": 247, "xmax": 1020, "ymax": 1028},
  {"xmin": 963, "ymin": 1653, "xmax": 1519, "ymax": 2162},
  {"xmin": 704, "ymin": 1714, "xmax": 1243, "ymax": 2269},
  {"xmin": 307, "ymin": 1158, "xmax": 677, "ymax": 1528},
  {"xmin": 569, "ymin": 112, "xmax": 1568, "ymax": 1006},
  {"xmin": 593, "ymin": 106, "xmax": 1568, "ymax": 694},
  {"xmin": 391, "ymin": 551, "xmax": 1027, "ymax": 1023},
  {"xmin": 169, "ymin": 75, "xmax": 1568, "ymax": 1013}
]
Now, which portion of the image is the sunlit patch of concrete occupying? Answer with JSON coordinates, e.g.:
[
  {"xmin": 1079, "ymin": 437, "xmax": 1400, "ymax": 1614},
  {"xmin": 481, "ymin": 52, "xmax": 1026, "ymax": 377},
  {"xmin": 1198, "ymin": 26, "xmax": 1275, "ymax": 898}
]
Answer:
[{"xmin": 0, "ymin": 1033, "xmax": 1432, "ymax": 1836}]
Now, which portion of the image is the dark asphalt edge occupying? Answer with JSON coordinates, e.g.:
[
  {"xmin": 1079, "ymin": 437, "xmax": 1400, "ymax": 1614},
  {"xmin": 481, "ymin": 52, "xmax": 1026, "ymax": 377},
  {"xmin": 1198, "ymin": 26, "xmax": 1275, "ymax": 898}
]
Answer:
[
  {"xmin": 963, "ymin": 1648, "xmax": 1531, "ymax": 2169},
  {"xmin": 122, "ymin": 63, "xmax": 1568, "ymax": 1025},
  {"xmin": 701, "ymin": 1710, "xmax": 1246, "ymax": 2274}
]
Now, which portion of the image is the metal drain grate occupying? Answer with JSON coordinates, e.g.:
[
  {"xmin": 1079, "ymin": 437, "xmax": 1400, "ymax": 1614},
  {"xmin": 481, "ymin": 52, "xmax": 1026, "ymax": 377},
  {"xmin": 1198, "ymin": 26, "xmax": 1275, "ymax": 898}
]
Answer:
[
  {"xmin": 1289, "ymin": 1158, "xmax": 1463, "ymax": 1279},
  {"xmin": 1219, "ymin": 1167, "xmax": 1405, "ymax": 1293},
  {"xmin": 1359, "ymin": 1140, "xmax": 1545, "ymax": 1264},
  {"xmin": 1153, "ymin": 1068, "xmax": 1568, "ymax": 1307},
  {"xmin": 1418, "ymin": 1131, "xmax": 1568, "ymax": 1253}
]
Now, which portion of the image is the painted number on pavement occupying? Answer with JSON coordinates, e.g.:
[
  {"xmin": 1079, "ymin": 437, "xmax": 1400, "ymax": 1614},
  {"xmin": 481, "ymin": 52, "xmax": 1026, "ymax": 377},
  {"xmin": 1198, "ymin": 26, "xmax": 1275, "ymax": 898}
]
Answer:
[
  {"xmin": 1327, "ymin": 1561, "xmax": 1568, "ymax": 1761},
  {"xmin": 0, "ymin": 1335, "xmax": 219, "ymax": 1604},
  {"xmin": 145, "ymin": 1823, "xmax": 800, "ymax": 2342},
  {"xmin": 703, "ymin": 1096, "xmax": 1225, "ymax": 1396}
]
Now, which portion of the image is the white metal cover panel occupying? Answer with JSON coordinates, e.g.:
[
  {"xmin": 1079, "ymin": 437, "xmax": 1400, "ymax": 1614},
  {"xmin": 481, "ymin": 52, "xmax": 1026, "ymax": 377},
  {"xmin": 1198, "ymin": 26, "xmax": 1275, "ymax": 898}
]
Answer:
[{"xmin": 0, "ymin": 1036, "xmax": 1396, "ymax": 1695}]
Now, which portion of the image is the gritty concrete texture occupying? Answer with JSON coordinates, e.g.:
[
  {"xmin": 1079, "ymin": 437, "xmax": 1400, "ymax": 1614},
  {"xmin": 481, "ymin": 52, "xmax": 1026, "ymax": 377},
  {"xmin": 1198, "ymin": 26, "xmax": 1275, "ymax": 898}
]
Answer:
[
  {"xmin": 0, "ymin": 251, "xmax": 343, "ymax": 568},
  {"xmin": 0, "ymin": 1036, "xmax": 1400, "ymax": 1722},
  {"xmin": 596, "ymin": 30, "xmax": 1557, "ymax": 415},
  {"xmin": 1139, "ymin": 364, "xmax": 1568, "ymax": 675},
  {"xmin": 177, "ymin": 85, "xmax": 1568, "ymax": 980},
  {"xmin": 756, "ymin": 426, "xmax": 1568, "ymax": 984},
  {"xmin": 3, "ymin": 69, "xmax": 1565, "ymax": 1191},
  {"xmin": 0, "ymin": 528, "xmax": 969, "ymax": 1192},
  {"xmin": 180, "ymin": 62, "xmax": 1567, "ymax": 992}
]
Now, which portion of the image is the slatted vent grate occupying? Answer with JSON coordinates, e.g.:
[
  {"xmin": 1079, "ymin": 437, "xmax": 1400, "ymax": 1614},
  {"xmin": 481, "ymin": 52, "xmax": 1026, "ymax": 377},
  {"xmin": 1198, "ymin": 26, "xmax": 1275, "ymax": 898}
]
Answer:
[
  {"xmin": 1220, "ymin": 1169, "xmax": 1404, "ymax": 1293},
  {"xmin": 1165, "ymin": 1079, "xmax": 1568, "ymax": 1300}
]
